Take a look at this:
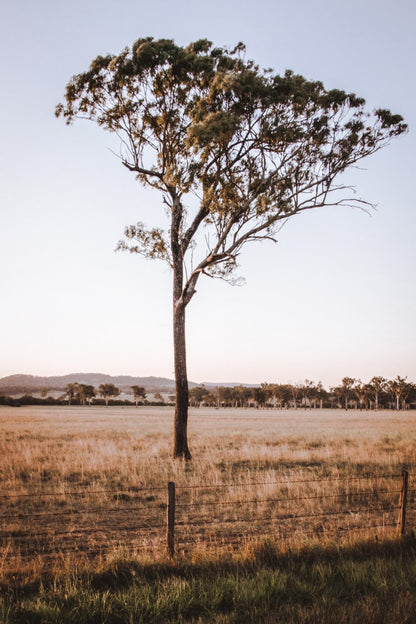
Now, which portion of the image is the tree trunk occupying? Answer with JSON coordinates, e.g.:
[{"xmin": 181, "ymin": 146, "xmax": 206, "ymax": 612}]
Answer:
[
  {"xmin": 170, "ymin": 191, "xmax": 192, "ymax": 459},
  {"xmin": 173, "ymin": 303, "xmax": 191, "ymax": 459}
]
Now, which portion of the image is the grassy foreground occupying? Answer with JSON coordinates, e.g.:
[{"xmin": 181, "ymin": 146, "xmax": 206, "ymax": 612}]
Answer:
[
  {"xmin": 1, "ymin": 537, "xmax": 416, "ymax": 623},
  {"xmin": 1, "ymin": 406, "xmax": 416, "ymax": 622}
]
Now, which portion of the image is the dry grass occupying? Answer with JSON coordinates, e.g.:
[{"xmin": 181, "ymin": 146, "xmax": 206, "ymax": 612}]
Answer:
[{"xmin": 1, "ymin": 406, "xmax": 415, "ymax": 580}]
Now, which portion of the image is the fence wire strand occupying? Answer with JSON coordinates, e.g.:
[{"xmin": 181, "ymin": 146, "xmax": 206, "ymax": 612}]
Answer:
[{"xmin": 0, "ymin": 471, "xmax": 407, "ymax": 564}]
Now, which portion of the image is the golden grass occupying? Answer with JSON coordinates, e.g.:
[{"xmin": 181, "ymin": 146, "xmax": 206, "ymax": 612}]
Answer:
[{"xmin": 1, "ymin": 405, "xmax": 415, "ymax": 579}]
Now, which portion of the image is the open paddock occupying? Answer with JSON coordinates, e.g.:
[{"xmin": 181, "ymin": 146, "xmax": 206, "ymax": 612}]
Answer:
[{"xmin": 0, "ymin": 406, "xmax": 415, "ymax": 576}]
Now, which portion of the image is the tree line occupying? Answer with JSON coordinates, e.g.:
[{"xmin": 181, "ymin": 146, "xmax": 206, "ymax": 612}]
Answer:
[
  {"xmin": 64, "ymin": 383, "xmax": 150, "ymax": 406},
  {"xmin": 0, "ymin": 383, "xmax": 153, "ymax": 407},
  {"xmin": 1, "ymin": 376, "xmax": 414, "ymax": 410},
  {"xmin": 189, "ymin": 376, "xmax": 416, "ymax": 410}
]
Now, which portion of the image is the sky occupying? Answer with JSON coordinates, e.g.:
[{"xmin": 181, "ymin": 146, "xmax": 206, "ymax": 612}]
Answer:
[{"xmin": 0, "ymin": 0, "xmax": 415, "ymax": 388}]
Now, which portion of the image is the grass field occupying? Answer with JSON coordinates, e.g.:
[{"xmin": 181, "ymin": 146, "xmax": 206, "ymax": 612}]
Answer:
[{"xmin": 1, "ymin": 405, "xmax": 416, "ymax": 622}]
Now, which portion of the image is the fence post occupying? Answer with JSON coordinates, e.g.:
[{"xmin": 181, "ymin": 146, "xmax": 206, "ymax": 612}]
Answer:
[
  {"xmin": 398, "ymin": 470, "xmax": 409, "ymax": 536},
  {"xmin": 167, "ymin": 481, "xmax": 176, "ymax": 557}
]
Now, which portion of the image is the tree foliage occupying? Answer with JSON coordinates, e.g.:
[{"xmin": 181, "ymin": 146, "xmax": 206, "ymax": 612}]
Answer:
[
  {"xmin": 98, "ymin": 383, "xmax": 120, "ymax": 406},
  {"xmin": 56, "ymin": 37, "xmax": 406, "ymax": 292},
  {"xmin": 131, "ymin": 385, "xmax": 146, "ymax": 406}
]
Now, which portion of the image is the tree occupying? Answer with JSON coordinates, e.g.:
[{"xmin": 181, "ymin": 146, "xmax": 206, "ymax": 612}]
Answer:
[
  {"xmin": 40, "ymin": 387, "xmax": 50, "ymax": 399},
  {"xmin": 341, "ymin": 377, "xmax": 356, "ymax": 410},
  {"xmin": 56, "ymin": 37, "xmax": 406, "ymax": 458},
  {"xmin": 300, "ymin": 379, "xmax": 315, "ymax": 408},
  {"xmin": 131, "ymin": 385, "xmax": 146, "ymax": 406},
  {"xmin": 290, "ymin": 384, "xmax": 301, "ymax": 410},
  {"xmin": 78, "ymin": 383, "xmax": 96, "ymax": 405},
  {"xmin": 189, "ymin": 385, "xmax": 213, "ymax": 407},
  {"xmin": 252, "ymin": 387, "xmax": 267, "ymax": 408},
  {"xmin": 65, "ymin": 383, "xmax": 79, "ymax": 405},
  {"xmin": 98, "ymin": 383, "xmax": 120, "ymax": 406},
  {"xmin": 353, "ymin": 380, "xmax": 370, "ymax": 411},
  {"xmin": 65, "ymin": 382, "xmax": 96, "ymax": 405},
  {"xmin": 216, "ymin": 386, "xmax": 234, "ymax": 407},
  {"xmin": 272, "ymin": 384, "xmax": 292, "ymax": 409},
  {"xmin": 314, "ymin": 381, "xmax": 327, "ymax": 409},
  {"xmin": 369, "ymin": 376, "xmax": 387, "ymax": 410},
  {"xmin": 386, "ymin": 376, "xmax": 409, "ymax": 410}
]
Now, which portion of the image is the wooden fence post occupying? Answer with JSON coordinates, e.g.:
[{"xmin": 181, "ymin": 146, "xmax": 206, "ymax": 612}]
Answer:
[
  {"xmin": 167, "ymin": 481, "xmax": 176, "ymax": 557},
  {"xmin": 398, "ymin": 470, "xmax": 409, "ymax": 536}
]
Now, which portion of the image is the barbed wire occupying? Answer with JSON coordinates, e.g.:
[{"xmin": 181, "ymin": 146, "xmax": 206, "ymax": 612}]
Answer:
[
  {"xmin": 170, "ymin": 522, "xmax": 400, "ymax": 550},
  {"xmin": 1, "ymin": 503, "xmax": 398, "ymax": 545},
  {"xmin": 1, "ymin": 519, "xmax": 400, "ymax": 563},
  {"xmin": 176, "ymin": 489, "xmax": 401, "ymax": 509},
  {"xmin": 0, "ymin": 503, "xmax": 165, "ymax": 521},
  {"xmin": 0, "ymin": 472, "xmax": 401, "ymax": 500},
  {"xmin": 0, "ymin": 471, "xmax": 408, "ymax": 565},
  {"xmin": 176, "ymin": 473, "xmax": 401, "ymax": 491},
  {"xmin": 0, "ymin": 486, "xmax": 165, "ymax": 500},
  {"xmin": 175, "ymin": 503, "xmax": 397, "ymax": 529},
  {"xmin": 0, "ymin": 523, "xmax": 166, "ymax": 542}
]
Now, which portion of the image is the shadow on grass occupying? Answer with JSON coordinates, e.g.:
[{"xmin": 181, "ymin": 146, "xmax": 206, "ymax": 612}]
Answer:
[
  {"xmin": 93, "ymin": 533, "xmax": 416, "ymax": 588},
  {"xmin": 4, "ymin": 533, "xmax": 415, "ymax": 596},
  {"xmin": 2, "ymin": 535, "xmax": 416, "ymax": 624}
]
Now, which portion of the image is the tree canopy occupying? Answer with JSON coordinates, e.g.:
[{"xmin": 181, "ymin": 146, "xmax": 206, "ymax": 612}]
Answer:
[{"xmin": 56, "ymin": 37, "xmax": 407, "ymax": 458}]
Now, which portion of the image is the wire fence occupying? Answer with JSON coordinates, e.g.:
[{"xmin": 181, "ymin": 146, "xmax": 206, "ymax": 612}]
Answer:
[{"xmin": 0, "ymin": 471, "xmax": 412, "ymax": 567}]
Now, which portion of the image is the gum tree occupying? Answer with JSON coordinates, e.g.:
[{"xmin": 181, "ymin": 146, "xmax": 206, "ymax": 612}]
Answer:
[
  {"xmin": 98, "ymin": 383, "xmax": 120, "ymax": 407},
  {"xmin": 56, "ymin": 37, "xmax": 406, "ymax": 459},
  {"xmin": 131, "ymin": 385, "xmax": 146, "ymax": 406},
  {"xmin": 369, "ymin": 376, "xmax": 387, "ymax": 410}
]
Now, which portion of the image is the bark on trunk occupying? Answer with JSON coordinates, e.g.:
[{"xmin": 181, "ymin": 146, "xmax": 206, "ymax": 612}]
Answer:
[
  {"xmin": 173, "ymin": 303, "xmax": 191, "ymax": 459},
  {"xmin": 171, "ymin": 190, "xmax": 191, "ymax": 459}
]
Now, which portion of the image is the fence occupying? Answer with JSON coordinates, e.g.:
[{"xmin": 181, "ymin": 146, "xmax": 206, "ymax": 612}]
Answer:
[{"xmin": 0, "ymin": 471, "xmax": 412, "ymax": 568}]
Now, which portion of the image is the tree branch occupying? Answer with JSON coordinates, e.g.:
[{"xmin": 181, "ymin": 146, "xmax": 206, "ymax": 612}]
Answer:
[{"xmin": 122, "ymin": 161, "xmax": 164, "ymax": 179}]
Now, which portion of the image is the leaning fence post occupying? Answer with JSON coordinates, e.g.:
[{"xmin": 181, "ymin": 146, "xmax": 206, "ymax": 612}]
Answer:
[
  {"xmin": 167, "ymin": 481, "xmax": 176, "ymax": 557},
  {"xmin": 398, "ymin": 470, "xmax": 409, "ymax": 536}
]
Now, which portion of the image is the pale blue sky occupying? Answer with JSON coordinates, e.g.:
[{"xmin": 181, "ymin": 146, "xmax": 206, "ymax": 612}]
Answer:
[{"xmin": 0, "ymin": 0, "xmax": 415, "ymax": 386}]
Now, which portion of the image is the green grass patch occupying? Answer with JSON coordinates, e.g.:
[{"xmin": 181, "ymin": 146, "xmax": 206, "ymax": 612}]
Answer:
[{"xmin": 2, "ymin": 537, "xmax": 416, "ymax": 623}]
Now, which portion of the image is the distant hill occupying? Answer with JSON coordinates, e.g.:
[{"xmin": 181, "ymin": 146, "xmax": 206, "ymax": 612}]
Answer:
[
  {"xmin": 0, "ymin": 373, "xmax": 180, "ymax": 396},
  {"xmin": 0, "ymin": 374, "xmax": 258, "ymax": 396}
]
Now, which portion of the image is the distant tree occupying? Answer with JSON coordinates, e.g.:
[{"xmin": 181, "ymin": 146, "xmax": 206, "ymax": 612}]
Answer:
[
  {"xmin": 369, "ymin": 376, "xmax": 387, "ymax": 410},
  {"xmin": 153, "ymin": 392, "xmax": 164, "ymax": 403},
  {"xmin": 330, "ymin": 385, "xmax": 344, "ymax": 409},
  {"xmin": 314, "ymin": 381, "xmax": 327, "ymax": 409},
  {"xmin": 260, "ymin": 383, "xmax": 274, "ymax": 407},
  {"xmin": 65, "ymin": 382, "xmax": 96, "ymax": 405},
  {"xmin": 386, "ymin": 376, "xmax": 410, "ymax": 410},
  {"xmin": 131, "ymin": 385, "xmax": 146, "ymax": 406},
  {"xmin": 300, "ymin": 379, "xmax": 316, "ymax": 409},
  {"xmin": 252, "ymin": 387, "xmax": 267, "ymax": 408},
  {"xmin": 216, "ymin": 386, "xmax": 234, "ymax": 407},
  {"xmin": 65, "ymin": 383, "xmax": 79, "ymax": 405},
  {"xmin": 233, "ymin": 385, "xmax": 252, "ymax": 408},
  {"xmin": 57, "ymin": 37, "xmax": 406, "ymax": 458},
  {"xmin": 98, "ymin": 383, "xmax": 120, "ymax": 406},
  {"xmin": 406, "ymin": 383, "xmax": 416, "ymax": 409},
  {"xmin": 189, "ymin": 385, "xmax": 213, "ymax": 407},
  {"xmin": 290, "ymin": 384, "xmax": 301, "ymax": 410},
  {"xmin": 78, "ymin": 384, "xmax": 96, "ymax": 405},
  {"xmin": 353, "ymin": 380, "xmax": 370, "ymax": 411},
  {"xmin": 341, "ymin": 377, "xmax": 356, "ymax": 410},
  {"xmin": 40, "ymin": 387, "xmax": 50, "ymax": 399},
  {"xmin": 278, "ymin": 384, "xmax": 293, "ymax": 409}
]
